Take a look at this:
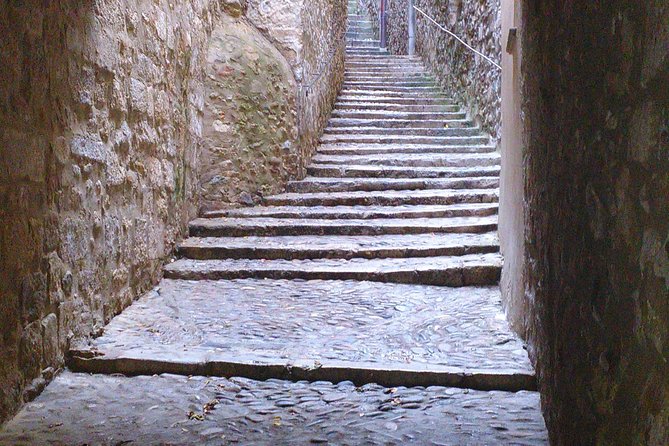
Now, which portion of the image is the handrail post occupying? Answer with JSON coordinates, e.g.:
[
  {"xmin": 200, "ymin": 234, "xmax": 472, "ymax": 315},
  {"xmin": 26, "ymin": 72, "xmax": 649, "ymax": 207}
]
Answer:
[
  {"xmin": 380, "ymin": 0, "xmax": 387, "ymax": 49},
  {"xmin": 408, "ymin": 0, "xmax": 416, "ymax": 55}
]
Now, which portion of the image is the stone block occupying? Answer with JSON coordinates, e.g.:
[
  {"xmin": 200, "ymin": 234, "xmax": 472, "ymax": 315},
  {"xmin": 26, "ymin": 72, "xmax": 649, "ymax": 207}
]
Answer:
[{"xmin": 19, "ymin": 321, "xmax": 42, "ymax": 378}]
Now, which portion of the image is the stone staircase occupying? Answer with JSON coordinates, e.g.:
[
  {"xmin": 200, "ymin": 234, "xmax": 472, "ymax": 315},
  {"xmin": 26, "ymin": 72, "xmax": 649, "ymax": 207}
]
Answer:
[{"xmin": 0, "ymin": 2, "xmax": 548, "ymax": 444}]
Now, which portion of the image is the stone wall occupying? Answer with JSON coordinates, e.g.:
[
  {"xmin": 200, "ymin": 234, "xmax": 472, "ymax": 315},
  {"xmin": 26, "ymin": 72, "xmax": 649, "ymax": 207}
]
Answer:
[
  {"xmin": 0, "ymin": 0, "xmax": 345, "ymax": 424},
  {"xmin": 520, "ymin": 0, "xmax": 669, "ymax": 443},
  {"xmin": 362, "ymin": 0, "xmax": 501, "ymax": 141},
  {"xmin": 199, "ymin": 0, "xmax": 346, "ymax": 211},
  {"xmin": 199, "ymin": 12, "xmax": 300, "ymax": 210},
  {"xmin": 298, "ymin": 0, "xmax": 348, "ymax": 165}
]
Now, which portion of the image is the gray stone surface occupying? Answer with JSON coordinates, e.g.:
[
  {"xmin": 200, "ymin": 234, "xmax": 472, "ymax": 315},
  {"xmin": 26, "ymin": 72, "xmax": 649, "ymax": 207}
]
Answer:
[
  {"xmin": 163, "ymin": 254, "xmax": 503, "ymax": 286},
  {"xmin": 71, "ymin": 279, "xmax": 531, "ymax": 374},
  {"xmin": 188, "ymin": 216, "xmax": 498, "ymax": 237},
  {"xmin": 311, "ymin": 153, "xmax": 500, "ymax": 167},
  {"xmin": 179, "ymin": 232, "xmax": 499, "ymax": 260},
  {"xmin": 263, "ymin": 189, "xmax": 499, "ymax": 207},
  {"xmin": 286, "ymin": 177, "xmax": 499, "ymax": 193},
  {"xmin": 0, "ymin": 372, "xmax": 548, "ymax": 446},
  {"xmin": 204, "ymin": 203, "xmax": 500, "ymax": 219},
  {"xmin": 307, "ymin": 164, "xmax": 501, "ymax": 179}
]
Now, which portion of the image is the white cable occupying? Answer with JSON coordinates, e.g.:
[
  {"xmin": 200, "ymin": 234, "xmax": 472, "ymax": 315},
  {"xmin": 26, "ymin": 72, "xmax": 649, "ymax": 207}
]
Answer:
[{"xmin": 413, "ymin": 5, "xmax": 502, "ymax": 71}]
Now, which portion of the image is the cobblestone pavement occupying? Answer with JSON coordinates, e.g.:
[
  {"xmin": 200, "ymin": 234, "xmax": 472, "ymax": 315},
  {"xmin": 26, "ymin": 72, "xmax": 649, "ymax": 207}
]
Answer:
[
  {"xmin": 1, "ymin": 3, "xmax": 548, "ymax": 443},
  {"xmin": 0, "ymin": 373, "xmax": 548, "ymax": 445},
  {"xmin": 73, "ymin": 280, "xmax": 532, "ymax": 373}
]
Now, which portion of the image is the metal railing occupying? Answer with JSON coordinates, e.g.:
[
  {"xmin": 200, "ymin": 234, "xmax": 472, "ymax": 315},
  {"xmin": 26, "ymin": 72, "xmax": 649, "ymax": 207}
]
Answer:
[{"xmin": 412, "ymin": 4, "xmax": 501, "ymax": 70}]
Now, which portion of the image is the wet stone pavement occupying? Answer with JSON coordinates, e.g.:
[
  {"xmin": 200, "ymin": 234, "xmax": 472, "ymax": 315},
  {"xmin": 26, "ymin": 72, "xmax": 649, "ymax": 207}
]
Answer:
[{"xmin": 0, "ymin": 2, "xmax": 548, "ymax": 444}]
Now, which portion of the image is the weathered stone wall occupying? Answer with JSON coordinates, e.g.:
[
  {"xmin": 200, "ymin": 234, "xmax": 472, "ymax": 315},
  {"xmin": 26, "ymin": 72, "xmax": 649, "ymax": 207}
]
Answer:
[
  {"xmin": 520, "ymin": 0, "xmax": 669, "ymax": 443},
  {"xmin": 299, "ymin": 0, "xmax": 348, "ymax": 164},
  {"xmin": 198, "ymin": 0, "xmax": 345, "ymax": 210},
  {"xmin": 199, "ymin": 13, "xmax": 300, "ymax": 210},
  {"xmin": 362, "ymin": 0, "xmax": 501, "ymax": 141},
  {"xmin": 0, "ymin": 0, "xmax": 232, "ymax": 423},
  {"xmin": 0, "ymin": 0, "xmax": 345, "ymax": 424}
]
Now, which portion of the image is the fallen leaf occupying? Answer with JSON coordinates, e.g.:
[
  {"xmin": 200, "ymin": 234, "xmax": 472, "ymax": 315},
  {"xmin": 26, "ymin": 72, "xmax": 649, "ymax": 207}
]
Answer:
[
  {"xmin": 203, "ymin": 399, "xmax": 219, "ymax": 414},
  {"xmin": 188, "ymin": 411, "xmax": 205, "ymax": 421}
]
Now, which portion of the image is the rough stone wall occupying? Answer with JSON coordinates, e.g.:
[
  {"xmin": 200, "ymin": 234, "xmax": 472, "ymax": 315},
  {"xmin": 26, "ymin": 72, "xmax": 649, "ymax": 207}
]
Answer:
[
  {"xmin": 362, "ymin": 0, "xmax": 501, "ymax": 141},
  {"xmin": 520, "ymin": 1, "xmax": 669, "ymax": 444},
  {"xmin": 414, "ymin": 0, "xmax": 501, "ymax": 141},
  {"xmin": 0, "ymin": 0, "xmax": 228, "ymax": 423},
  {"xmin": 0, "ymin": 0, "xmax": 345, "ymax": 424},
  {"xmin": 246, "ymin": 0, "xmax": 303, "ymax": 73},
  {"xmin": 299, "ymin": 0, "xmax": 348, "ymax": 164}
]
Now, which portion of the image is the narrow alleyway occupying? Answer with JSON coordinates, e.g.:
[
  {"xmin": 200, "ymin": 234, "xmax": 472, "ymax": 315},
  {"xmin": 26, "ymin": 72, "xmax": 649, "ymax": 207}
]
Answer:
[{"xmin": 0, "ymin": 2, "xmax": 547, "ymax": 444}]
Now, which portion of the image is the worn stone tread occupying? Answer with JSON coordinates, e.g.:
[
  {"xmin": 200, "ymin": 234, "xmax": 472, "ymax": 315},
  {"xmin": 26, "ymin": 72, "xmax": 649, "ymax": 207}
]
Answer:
[
  {"xmin": 69, "ymin": 279, "xmax": 530, "ymax": 376},
  {"xmin": 203, "ymin": 203, "xmax": 500, "ymax": 220},
  {"xmin": 321, "ymin": 134, "xmax": 489, "ymax": 146},
  {"xmin": 189, "ymin": 215, "xmax": 498, "ymax": 237},
  {"xmin": 324, "ymin": 126, "xmax": 482, "ymax": 137},
  {"xmin": 179, "ymin": 232, "xmax": 500, "ymax": 260},
  {"xmin": 317, "ymin": 143, "xmax": 496, "ymax": 155},
  {"xmin": 163, "ymin": 253, "xmax": 503, "ymax": 286},
  {"xmin": 307, "ymin": 164, "xmax": 501, "ymax": 178},
  {"xmin": 263, "ymin": 188, "xmax": 499, "ymax": 207},
  {"xmin": 337, "ymin": 96, "xmax": 454, "ymax": 105},
  {"xmin": 312, "ymin": 152, "xmax": 500, "ymax": 167},
  {"xmin": 331, "ymin": 110, "xmax": 464, "ymax": 119},
  {"xmin": 0, "ymin": 373, "xmax": 548, "ymax": 445},
  {"xmin": 328, "ymin": 117, "xmax": 469, "ymax": 128},
  {"xmin": 285, "ymin": 176, "xmax": 499, "ymax": 193}
]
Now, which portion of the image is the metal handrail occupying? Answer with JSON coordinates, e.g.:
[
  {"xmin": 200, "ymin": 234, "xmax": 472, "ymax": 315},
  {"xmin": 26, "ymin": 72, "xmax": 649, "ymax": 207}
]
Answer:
[{"xmin": 412, "ymin": 4, "xmax": 501, "ymax": 70}]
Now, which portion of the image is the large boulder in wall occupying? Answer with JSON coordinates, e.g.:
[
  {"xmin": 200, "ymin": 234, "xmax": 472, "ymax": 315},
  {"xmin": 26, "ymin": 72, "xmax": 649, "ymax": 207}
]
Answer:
[{"xmin": 200, "ymin": 13, "xmax": 298, "ymax": 211}]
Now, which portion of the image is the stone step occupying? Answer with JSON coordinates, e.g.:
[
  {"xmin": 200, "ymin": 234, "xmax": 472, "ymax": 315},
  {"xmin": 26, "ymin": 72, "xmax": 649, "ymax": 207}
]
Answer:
[
  {"xmin": 178, "ymin": 232, "xmax": 500, "ymax": 260},
  {"xmin": 321, "ymin": 134, "xmax": 488, "ymax": 146},
  {"xmin": 262, "ymin": 189, "xmax": 499, "ymax": 207},
  {"xmin": 67, "ymin": 279, "xmax": 537, "ymax": 391},
  {"xmin": 343, "ymin": 80, "xmax": 437, "ymax": 88},
  {"xmin": 345, "ymin": 49, "xmax": 390, "ymax": 56},
  {"xmin": 337, "ymin": 96, "xmax": 454, "ymax": 105},
  {"xmin": 312, "ymin": 152, "xmax": 499, "ymax": 168},
  {"xmin": 321, "ymin": 134, "xmax": 490, "ymax": 145},
  {"xmin": 346, "ymin": 54, "xmax": 420, "ymax": 60},
  {"xmin": 285, "ymin": 177, "xmax": 499, "ymax": 193},
  {"xmin": 307, "ymin": 164, "xmax": 501, "ymax": 179},
  {"xmin": 344, "ymin": 73, "xmax": 434, "ymax": 81},
  {"xmin": 164, "ymin": 254, "xmax": 504, "ymax": 287},
  {"xmin": 348, "ymin": 40, "xmax": 380, "ymax": 47},
  {"xmin": 328, "ymin": 118, "xmax": 468, "ymax": 128},
  {"xmin": 344, "ymin": 62, "xmax": 424, "ymax": 69},
  {"xmin": 335, "ymin": 102, "xmax": 458, "ymax": 112},
  {"xmin": 323, "ymin": 126, "xmax": 483, "ymax": 137},
  {"xmin": 72, "ymin": 281, "xmax": 530, "ymax": 382},
  {"xmin": 203, "ymin": 203, "xmax": 499, "ymax": 220},
  {"xmin": 345, "ymin": 60, "xmax": 423, "ymax": 67},
  {"xmin": 339, "ymin": 89, "xmax": 450, "ymax": 99},
  {"xmin": 346, "ymin": 29, "xmax": 375, "ymax": 34},
  {"xmin": 0, "ymin": 373, "xmax": 546, "ymax": 444},
  {"xmin": 188, "ymin": 215, "xmax": 498, "ymax": 238},
  {"xmin": 344, "ymin": 67, "xmax": 428, "ymax": 75},
  {"xmin": 342, "ymin": 85, "xmax": 441, "ymax": 93},
  {"xmin": 345, "ymin": 73, "xmax": 434, "ymax": 80},
  {"xmin": 317, "ymin": 143, "xmax": 496, "ymax": 155},
  {"xmin": 331, "ymin": 109, "xmax": 464, "ymax": 120},
  {"xmin": 345, "ymin": 64, "xmax": 426, "ymax": 71}
]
